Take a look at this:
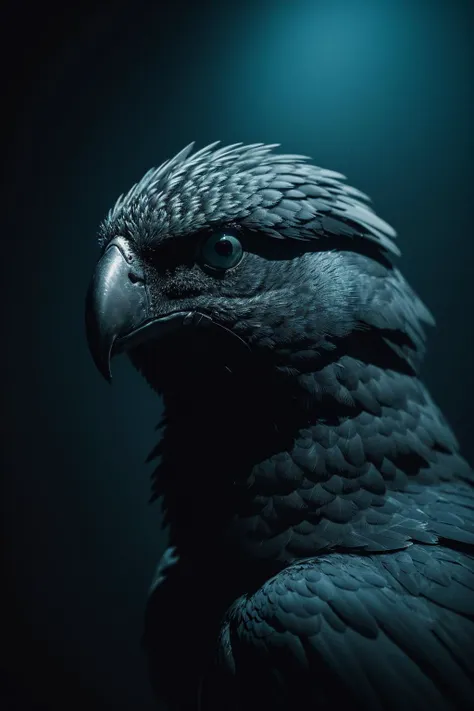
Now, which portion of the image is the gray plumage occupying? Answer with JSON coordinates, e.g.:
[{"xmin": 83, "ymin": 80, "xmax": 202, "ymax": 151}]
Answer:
[{"xmin": 88, "ymin": 142, "xmax": 474, "ymax": 711}]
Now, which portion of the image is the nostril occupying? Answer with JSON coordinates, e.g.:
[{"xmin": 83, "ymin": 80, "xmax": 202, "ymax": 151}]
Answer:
[{"xmin": 128, "ymin": 271, "xmax": 142, "ymax": 284}]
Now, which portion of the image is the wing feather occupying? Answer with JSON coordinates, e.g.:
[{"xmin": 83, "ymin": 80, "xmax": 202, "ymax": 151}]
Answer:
[{"xmin": 214, "ymin": 548, "xmax": 474, "ymax": 711}]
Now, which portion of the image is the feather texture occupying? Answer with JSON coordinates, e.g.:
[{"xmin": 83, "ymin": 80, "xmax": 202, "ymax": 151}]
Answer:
[
  {"xmin": 98, "ymin": 142, "xmax": 400, "ymax": 257},
  {"xmin": 210, "ymin": 548, "xmax": 474, "ymax": 711}
]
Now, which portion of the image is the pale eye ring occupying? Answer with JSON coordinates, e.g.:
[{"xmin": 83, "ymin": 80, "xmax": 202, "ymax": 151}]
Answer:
[{"xmin": 199, "ymin": 233, "xmax": 244, "ymax": 271}]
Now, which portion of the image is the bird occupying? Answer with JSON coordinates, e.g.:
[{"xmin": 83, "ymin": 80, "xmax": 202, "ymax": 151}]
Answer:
[{"xmin": 85, "ymin": 142, "xmax": 474, "ymax": 711}]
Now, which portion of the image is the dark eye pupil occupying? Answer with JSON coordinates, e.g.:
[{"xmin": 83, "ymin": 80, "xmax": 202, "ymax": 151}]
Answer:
[{"xmin": 214, "ymin": 238, "xmax": 233, "ymax": 257}]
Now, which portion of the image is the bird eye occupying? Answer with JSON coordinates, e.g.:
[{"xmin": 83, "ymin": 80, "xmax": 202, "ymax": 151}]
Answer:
[{"xmin": 199, "ymin": 233, "xmax": 244, "ymax": 271}]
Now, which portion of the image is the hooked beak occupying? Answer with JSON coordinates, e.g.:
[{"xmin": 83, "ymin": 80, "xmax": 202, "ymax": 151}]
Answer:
[
  {"xmin": 85, "ymin": 238, "xmax": 149, "ymax": 382},
  {"xmin": 85, "ymin": 238, "xmax": 210, "ymax": 382}
]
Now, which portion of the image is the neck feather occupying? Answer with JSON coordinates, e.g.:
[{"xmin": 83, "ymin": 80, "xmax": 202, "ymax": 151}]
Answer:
[{"xmin": 148, "ymin": 326, "xmax": 451, "ymax": 572}]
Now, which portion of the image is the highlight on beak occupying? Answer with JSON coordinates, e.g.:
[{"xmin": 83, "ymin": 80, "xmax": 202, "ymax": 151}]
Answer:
[{"xmin": 85, "ymin": 239, "xmax": 149, "ymax": 382}]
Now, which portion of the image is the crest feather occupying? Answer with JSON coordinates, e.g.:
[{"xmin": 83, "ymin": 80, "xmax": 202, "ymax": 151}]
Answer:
[{"xmin": 98, "ymin": 141, "xmax": 400, "ymax": 261}]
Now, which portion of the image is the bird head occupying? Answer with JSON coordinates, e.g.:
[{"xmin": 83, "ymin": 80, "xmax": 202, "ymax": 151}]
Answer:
[{"xmin": 85, "ymin": 141, "xmax": 433, "ymax": 421}]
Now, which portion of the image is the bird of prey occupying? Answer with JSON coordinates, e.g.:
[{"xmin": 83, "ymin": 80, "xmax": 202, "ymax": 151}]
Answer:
[{"xmin": 85, "ymin": 142, "xmax": 474, "ymax": 711}]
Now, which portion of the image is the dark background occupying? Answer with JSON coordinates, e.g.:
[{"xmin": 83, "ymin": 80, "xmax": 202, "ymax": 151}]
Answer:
[{"xmin": 2, "ymin": 0, "xmax": 473, "ymax": 709}]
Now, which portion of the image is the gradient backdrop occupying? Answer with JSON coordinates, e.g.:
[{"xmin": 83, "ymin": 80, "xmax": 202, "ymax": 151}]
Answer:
[{"xmin": 2, "ymin": 1, "xmax": 473, "ymax": 709}]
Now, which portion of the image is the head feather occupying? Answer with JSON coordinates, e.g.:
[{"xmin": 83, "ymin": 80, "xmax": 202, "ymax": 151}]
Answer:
[{"xmin": 98, "ymin": 141, "xmax": 399, "ymax": 258}]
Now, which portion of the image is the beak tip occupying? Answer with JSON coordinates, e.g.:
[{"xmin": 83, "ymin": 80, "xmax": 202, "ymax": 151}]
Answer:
[
  {"xmin": 91, "ymin": 356, "xmax": 113, "ymax": 384},
  {"xmin": 99, "ymin": 349, "xmax": 114, "ymax": 384}
]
